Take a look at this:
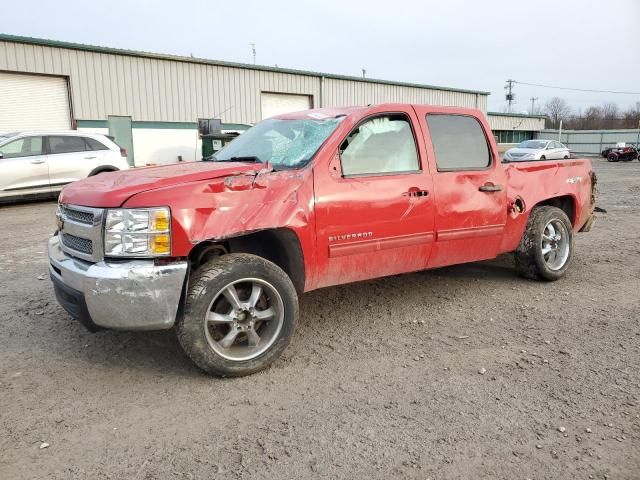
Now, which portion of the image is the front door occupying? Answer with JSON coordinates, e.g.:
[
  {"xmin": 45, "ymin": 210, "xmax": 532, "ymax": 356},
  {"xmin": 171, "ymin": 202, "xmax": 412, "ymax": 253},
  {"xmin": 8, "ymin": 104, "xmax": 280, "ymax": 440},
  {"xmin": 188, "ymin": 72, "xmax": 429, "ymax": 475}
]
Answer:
[
  {"xmin": 418, "ymin": 111, "xmax": 507, "ymax": 268},
  {"xmin": 313, "ymin": 110, "xmax": 434, "ymax": 288},
  {"xmin": 0, "ymin": 135, "xmax": 49, "ymax": 199}
]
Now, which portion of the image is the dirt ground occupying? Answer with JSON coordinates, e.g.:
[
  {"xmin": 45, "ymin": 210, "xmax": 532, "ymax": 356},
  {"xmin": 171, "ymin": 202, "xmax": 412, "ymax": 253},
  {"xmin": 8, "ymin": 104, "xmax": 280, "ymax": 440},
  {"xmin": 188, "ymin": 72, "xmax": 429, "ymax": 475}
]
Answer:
[{"xmin": 1, "ymin": 159, "xmax": 639, "ymax": 480}]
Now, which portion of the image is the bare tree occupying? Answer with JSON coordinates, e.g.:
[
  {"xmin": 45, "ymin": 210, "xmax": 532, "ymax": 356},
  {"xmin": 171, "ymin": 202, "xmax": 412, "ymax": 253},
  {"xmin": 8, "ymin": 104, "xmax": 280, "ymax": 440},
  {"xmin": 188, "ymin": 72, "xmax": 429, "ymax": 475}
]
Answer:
[
  {"xmin": 544, "ymin": 97, "xmax": 572, "ymax": 129},
  {"xmin": 601, "ymin": 102, "xmax": 620, "ymax": 128},
  {"xmin": 622, "ymin": 102, "xmax": 640, "ymax": 129}
]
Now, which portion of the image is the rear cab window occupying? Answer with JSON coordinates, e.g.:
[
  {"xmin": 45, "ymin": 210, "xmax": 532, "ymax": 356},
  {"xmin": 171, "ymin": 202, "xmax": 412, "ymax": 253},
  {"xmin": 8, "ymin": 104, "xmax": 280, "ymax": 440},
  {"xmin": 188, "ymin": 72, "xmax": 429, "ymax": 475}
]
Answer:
[
  {"xmin": 426, "ymin": 114, "xmax": 491, "ymax": 171},
  {"xmin": 339, "ymin": 113, "xmax": 420, "ymax": 176}
]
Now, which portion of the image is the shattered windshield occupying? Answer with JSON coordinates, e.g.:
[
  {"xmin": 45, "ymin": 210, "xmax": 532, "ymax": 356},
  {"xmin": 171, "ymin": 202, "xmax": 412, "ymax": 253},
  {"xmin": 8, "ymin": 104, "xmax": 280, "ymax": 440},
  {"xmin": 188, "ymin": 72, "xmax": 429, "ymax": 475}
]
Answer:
[{"xmin": 211, "ymin": 117, "xmax": 344, "ymax": 169}]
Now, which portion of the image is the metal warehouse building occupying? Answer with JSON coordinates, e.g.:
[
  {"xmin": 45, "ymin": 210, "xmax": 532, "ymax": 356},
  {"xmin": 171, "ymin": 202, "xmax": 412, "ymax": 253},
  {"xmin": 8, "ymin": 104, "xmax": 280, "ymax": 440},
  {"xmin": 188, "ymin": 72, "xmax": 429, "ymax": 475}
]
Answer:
[{"xmin": 0, "ymin": 34, "xmax": 544, "ymax": 165}]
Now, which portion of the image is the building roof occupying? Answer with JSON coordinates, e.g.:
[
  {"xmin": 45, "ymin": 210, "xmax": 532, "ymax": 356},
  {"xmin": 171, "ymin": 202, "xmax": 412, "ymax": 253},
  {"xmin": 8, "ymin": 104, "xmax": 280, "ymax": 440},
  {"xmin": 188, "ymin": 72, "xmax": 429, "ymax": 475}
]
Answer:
[
  {"xmin": 487, "ymin": 111, "xmax": 547, "ymax": 119},
  {"xmin": 0, "ymin": 33, "xmax": 490, "ymax": 96}
]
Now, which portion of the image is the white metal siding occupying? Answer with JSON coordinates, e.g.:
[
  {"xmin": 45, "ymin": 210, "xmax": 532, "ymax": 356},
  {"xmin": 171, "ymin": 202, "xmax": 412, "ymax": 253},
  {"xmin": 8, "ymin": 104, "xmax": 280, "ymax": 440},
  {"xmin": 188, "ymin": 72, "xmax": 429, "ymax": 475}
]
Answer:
[
  {"xmin": 0, "ymin": 72, "xmax": 70, "ymax": 131},
  {"xmin": 260, "ymin": 92, "xmax": 311, "ymax": 119},
  {"xmin": 322, "ymin": 78, "xmax": 485, "ymax": 111},
  {"xmin": 487, "ymin": 114, "xmax": 545, "ymax": 131},
  {"xmin": 0, "ymin": 39, "xmax": 488, "ymax": 125}
]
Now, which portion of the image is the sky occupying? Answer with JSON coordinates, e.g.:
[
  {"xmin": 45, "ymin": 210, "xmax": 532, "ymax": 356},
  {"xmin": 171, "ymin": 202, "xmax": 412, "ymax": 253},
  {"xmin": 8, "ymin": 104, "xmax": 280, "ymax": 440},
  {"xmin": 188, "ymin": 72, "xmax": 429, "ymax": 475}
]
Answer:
[{"xmin": 3, "ymin": 0, "xmax": 639, "ymax": 115}]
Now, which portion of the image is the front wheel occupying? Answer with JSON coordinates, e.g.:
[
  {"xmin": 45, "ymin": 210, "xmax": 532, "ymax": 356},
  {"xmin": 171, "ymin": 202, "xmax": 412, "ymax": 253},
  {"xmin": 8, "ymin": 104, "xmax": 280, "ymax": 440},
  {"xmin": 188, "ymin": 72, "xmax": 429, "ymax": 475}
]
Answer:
[
  {"xmin": 514, "ymin": 206, "xmax": 574, "ymax": 281},
  {"xmin": 176, "ymin": 254, "xmax": 298, "ymax": 377},
  {"xmin": 540, "ymin": 155, "xmax": 546, "ymax": 160}
]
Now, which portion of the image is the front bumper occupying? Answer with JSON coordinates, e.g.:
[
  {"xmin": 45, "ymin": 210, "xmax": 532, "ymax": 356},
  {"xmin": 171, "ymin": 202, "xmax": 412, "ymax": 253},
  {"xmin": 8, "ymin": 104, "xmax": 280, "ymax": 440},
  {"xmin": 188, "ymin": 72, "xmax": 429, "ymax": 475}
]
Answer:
[{"xmin": 48, "ymin": 235, "xmax": 188, "ymax": 331}]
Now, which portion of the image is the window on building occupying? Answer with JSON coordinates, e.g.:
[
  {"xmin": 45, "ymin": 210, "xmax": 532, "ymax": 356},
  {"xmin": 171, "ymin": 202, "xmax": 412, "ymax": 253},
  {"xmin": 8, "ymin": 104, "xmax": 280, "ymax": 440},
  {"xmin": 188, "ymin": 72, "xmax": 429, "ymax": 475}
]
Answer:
[
  {"xmin": 0, "ymin": 136, "xmax": 44, "ymax": 158},
  {"xmin": 494, "ymin": 130, "xmax": 534, "ymax": 144},
  {"xmin": 340, "ymin": 114, "xmax": 419, "ymax": 176},
  {"xmin": 426, "ymin": 114, "xmax": 491, "ymax": 170},
  {"xmin": 47, "ymin": 136, "xmax": 88, "ymax": 154}
]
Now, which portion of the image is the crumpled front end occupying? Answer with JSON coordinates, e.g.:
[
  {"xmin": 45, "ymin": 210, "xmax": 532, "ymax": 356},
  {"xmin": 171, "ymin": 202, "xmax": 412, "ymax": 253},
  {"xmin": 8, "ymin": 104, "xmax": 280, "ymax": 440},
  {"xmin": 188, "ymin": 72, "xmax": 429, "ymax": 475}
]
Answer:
[{"xmin": 48, "ymin": 235, "xmax": 187, "ymax": 331}]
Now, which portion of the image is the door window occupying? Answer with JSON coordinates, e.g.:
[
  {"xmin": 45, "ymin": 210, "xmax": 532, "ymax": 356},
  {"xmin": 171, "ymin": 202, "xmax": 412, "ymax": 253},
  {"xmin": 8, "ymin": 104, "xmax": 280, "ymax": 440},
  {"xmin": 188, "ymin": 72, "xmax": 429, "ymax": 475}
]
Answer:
[
  {"xmin": 339, "ymin": 115, "xmax": 419, "ymax": 176},
  {"xmin": 0, "ymin": 136, "xmax": 44, "ymax": 158},
  {"xmin": 426, "ymin": 115, "xmax": 491, "ymax": 170},
  {"xmin": 48, "ymin": 136, "xmax": 88, "ymax": 154}
]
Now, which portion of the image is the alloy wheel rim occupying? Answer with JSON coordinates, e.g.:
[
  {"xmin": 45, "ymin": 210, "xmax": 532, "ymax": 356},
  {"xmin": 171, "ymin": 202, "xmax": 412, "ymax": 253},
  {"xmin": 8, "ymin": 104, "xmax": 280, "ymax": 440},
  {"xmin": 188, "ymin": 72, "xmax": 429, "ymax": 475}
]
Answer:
[
  {"xmin": 541, "ymin": 220, "xmax": 570, "ymax": 271},
  {"xmin": 204, "ymin": 278, "xmax": 284, "ymax": 361}
]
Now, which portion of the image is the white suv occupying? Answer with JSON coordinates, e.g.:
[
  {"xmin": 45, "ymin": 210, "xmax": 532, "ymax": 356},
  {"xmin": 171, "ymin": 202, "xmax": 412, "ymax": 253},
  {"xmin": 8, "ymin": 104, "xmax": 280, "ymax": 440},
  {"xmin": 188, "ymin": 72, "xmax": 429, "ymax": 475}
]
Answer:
[{"xmin": 0, "ymin": 131, "xmax": 129, "ymax": 203}]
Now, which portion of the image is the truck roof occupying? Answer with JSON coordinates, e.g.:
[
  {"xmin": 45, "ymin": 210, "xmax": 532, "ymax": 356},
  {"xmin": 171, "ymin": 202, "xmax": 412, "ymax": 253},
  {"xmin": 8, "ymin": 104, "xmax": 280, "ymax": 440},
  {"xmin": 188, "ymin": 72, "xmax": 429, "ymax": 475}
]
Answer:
[{"xmin": 273, "ymin": 104, "xmax": 482, "ymax": 120}]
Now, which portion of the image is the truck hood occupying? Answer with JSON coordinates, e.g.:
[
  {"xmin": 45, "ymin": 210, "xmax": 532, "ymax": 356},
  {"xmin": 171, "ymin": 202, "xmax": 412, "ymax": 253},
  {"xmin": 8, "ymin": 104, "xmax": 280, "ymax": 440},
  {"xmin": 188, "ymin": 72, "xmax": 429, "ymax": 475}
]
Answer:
[{"xmin": 59, "ymin": 161, "xmax": 264, "ymax": 208}]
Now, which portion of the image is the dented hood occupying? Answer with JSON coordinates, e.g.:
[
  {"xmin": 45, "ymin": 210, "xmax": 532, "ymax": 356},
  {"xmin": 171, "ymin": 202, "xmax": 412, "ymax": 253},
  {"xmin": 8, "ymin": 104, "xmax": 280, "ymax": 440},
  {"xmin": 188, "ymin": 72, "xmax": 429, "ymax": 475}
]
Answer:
[{"xmin": 59, "ymin": 161, "xmax": 264, "ymax": 207}]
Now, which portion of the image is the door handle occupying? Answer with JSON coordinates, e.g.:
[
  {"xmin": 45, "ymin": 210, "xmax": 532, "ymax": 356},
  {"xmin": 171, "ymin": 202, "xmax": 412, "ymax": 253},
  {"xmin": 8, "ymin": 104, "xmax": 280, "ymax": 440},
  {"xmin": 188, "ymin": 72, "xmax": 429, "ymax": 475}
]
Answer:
[
  {"xmin": 84, "ymin": 156, "xmax": 97, "ymax": 160},
  {"xmin": 403, "ymin": 188, "xmax": 429, "ymax": 198},
  {"xmin": 479, "ymin": 183, "xmax": 502, "ymax": 192},
  {"xmin": 30, "ymin": 159, "xmax": 46, "ymax": 164}
]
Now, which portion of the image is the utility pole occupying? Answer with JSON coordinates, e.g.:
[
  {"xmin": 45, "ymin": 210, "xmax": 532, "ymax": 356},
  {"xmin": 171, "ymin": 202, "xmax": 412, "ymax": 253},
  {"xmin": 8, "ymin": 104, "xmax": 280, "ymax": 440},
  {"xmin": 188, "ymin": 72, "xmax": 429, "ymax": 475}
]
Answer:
[
  {"xmin": 530, "ymin": 96, "xmax": 538, "ymax": 115},
  {"xmin": 249, "ymin": 43, "xmax": 256, "ymax": 65},
  {"xmin": 505, "ymin": 79, "xmax": 515, "ymax": 113},
  {"xmin": 362, "ymin": 68, "xmax": 366, "ymax": 78}
]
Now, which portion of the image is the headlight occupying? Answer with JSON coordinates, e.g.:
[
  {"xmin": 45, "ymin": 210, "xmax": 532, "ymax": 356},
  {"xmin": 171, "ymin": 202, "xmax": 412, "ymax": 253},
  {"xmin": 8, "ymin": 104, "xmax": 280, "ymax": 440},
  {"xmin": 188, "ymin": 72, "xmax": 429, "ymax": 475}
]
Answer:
[{"xmin": 104, "ymin": 207, "xmax": 171, "ymax": 257}]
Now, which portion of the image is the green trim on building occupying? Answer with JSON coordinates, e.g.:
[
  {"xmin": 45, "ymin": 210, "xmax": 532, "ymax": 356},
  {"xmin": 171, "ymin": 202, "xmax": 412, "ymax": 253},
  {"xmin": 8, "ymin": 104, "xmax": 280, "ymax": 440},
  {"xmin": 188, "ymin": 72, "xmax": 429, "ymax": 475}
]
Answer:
[
  {"xmin": 0, "ymin": 33, "xmax": 490, "ymax": 96},
  {"xmin": 76, "ymin": 120, "xmax": 251, "ymax": 131}
]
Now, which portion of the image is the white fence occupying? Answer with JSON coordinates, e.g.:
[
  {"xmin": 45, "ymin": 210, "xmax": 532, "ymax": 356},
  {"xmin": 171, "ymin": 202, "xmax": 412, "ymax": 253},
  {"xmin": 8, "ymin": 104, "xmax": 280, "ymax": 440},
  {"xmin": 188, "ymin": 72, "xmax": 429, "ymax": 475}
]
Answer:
[{"xmin": 537, "ymin": 129, "xmax": 640, "ymax": 155}]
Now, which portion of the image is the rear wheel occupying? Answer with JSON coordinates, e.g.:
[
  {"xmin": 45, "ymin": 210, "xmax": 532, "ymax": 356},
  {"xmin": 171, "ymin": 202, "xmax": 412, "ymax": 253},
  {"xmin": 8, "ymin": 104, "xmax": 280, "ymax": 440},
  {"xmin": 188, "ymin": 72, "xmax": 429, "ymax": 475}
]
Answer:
[
  {"xmin": 540, "ymin": 155, "xmax": 546, "ymax": 160},
  {"xmin": 607, "ymin": 153, "xmax": 619, "ymax": 162},
  {"xmin": 176, "ymin": 254, "xmax": 298, "ymax": 377},
  {"xmin": 514, "ymin": 206, "xmax": 573, "ymax": 281}
]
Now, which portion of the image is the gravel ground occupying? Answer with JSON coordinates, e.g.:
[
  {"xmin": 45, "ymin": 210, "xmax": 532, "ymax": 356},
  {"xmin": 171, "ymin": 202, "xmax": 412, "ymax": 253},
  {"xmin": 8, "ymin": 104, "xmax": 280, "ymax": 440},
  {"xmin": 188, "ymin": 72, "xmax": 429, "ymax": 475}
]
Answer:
[{"xmin": 1, "ymin": 159, "xmax": 638, "ymax": 480}]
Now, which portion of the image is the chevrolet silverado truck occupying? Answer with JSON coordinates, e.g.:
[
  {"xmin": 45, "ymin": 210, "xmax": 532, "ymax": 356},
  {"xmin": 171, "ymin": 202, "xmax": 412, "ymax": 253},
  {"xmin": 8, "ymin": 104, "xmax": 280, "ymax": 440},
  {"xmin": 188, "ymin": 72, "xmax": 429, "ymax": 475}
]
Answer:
[{"xmin": 49, "ymin": 104, "xmax": 597, "ymax": 377}]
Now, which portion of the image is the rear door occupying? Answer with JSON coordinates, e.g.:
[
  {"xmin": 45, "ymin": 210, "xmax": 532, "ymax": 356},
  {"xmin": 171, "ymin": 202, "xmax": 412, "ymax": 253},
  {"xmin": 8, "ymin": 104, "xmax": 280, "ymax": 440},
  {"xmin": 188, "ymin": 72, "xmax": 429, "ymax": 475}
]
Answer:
[
  {"xmin": 313, "ymin": 107, "xmax": 435, "ymax": 288},
  {"xmin": 547, "ymin": 141, "xmax": 562, "ymax": 159},
  {"xmin": 46, "ymin": 135, "xmax": 97, "ymax": 189},
  {"xmin": 0, "ymin": 135, "xmax": 49, "ymax": 199},
  {"xmin": 416, "ymin": 109, "xmax": 507, "ymax": 268}
]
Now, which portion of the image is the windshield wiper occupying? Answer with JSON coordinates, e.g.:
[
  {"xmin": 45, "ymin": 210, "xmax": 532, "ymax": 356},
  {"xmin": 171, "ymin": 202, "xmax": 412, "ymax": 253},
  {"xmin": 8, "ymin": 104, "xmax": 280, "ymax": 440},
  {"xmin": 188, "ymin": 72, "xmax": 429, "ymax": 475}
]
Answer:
[{"xmin": 219, "ymin": 156, "xmax": 263, "ymax": 163}]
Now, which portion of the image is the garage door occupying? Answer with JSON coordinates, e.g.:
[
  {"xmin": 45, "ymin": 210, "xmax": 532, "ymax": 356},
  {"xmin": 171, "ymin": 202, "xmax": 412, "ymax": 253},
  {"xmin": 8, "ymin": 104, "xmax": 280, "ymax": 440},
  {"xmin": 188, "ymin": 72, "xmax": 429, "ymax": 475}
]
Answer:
[
  {"xmin": 260, "ymin": 92, "xmax": 311, "ymax": 119},
  {"xmin": 0, "ymin": 72, "xmax": 71, "ymax": 132}
]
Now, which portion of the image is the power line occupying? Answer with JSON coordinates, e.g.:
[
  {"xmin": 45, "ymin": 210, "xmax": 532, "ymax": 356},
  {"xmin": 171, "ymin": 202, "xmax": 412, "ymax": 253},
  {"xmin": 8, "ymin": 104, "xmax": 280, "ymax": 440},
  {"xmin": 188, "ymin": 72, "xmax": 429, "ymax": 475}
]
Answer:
[{"xmin": 514, "ymin": 80, "xmax": 640, "ymax": 95}]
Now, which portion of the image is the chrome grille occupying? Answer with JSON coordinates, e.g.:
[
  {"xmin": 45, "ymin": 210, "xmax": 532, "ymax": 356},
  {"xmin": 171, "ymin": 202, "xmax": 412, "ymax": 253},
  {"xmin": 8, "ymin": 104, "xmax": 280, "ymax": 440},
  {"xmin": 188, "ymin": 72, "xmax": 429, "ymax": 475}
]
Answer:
[
  {"xmin": 62, "ymin": 233, "xmax": 93, "ymax": 254},
  {"xmin": 57, "ymin": 204, "xmax": 105, "ymax": 262},
  {"xmin": 61, "ymin": 206, "xmax": 94, "ymax": 225}
]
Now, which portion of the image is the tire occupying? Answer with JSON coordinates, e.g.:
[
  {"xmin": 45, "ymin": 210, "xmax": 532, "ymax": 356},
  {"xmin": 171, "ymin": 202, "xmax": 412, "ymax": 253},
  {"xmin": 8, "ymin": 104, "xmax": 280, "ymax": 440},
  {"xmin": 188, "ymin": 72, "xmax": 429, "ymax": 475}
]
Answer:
[
  {"xmin": 540, "ymin": 155, "xmax": 546, "ymax": 160},
  {"xmin": 514, "ymin": 206, "xmax": 574, "ymax": 281},
  {"xmin": 607, "ymin": 153, "xmax": 619, "ymax": 162},
  {"xmin": 176, "ymin": 253, "xmax": 298, "ymax": 377},
  {"xmin": 563, "ymin": 155, "xmax": 569, "ymax": 159}
]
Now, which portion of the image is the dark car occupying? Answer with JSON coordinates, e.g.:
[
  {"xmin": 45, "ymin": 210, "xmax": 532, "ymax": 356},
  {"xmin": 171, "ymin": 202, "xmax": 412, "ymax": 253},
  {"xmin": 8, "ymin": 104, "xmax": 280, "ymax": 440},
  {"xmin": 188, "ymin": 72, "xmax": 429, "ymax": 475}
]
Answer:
[{"xmin": 606, "ymin": 143, "xmax": 639, "ymax": 162}]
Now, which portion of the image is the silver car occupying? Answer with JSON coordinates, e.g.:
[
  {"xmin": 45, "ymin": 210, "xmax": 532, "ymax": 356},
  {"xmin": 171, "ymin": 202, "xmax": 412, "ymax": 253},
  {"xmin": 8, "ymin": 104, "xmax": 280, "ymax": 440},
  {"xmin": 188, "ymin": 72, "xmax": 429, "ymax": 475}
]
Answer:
[
  {"xmin": 504, "ymin": 140, "xmax": 570, "ymax": 162},
  {"xmin": 0, "ymin": 131, "xmax": 129, "ymax": 203}
]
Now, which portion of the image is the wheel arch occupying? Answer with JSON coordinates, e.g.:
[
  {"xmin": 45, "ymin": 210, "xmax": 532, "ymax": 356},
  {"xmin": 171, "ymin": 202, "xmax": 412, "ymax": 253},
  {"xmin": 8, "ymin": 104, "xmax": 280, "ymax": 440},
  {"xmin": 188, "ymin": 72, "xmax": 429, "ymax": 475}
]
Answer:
[
  {"xmin": 532, "ymin": 195, "xmax": 577, "ymax": 226},
  {"xmin": 188, "ymin": 228, "xmax": 306, "ymax": 295},
  {"xmin": 88, "ymin": 165, "xmax": 119, "ymax": 176}
]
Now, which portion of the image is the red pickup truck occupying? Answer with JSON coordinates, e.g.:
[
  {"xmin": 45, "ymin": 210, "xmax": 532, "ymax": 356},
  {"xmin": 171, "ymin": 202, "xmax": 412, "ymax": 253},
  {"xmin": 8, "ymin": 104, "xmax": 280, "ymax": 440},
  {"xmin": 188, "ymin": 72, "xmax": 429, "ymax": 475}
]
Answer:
[{"xmin": 49, "ymin": 104, "xmax": 596, "ymax": 376}]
